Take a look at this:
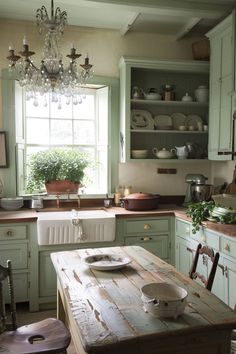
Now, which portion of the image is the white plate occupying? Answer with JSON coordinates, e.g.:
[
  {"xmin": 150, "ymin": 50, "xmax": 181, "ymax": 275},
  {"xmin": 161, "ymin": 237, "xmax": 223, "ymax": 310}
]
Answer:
[
  {"xmin": 185, "ymin": 114, "xmax": 203, "ymax": 130},
  {"xmin": 171, "ymin": 112, "xmax": 186, "ymax": 130},
  {"xmin": 131, "ymin": 110, "xmax": 154, "ymax": 130},
  {"xmin": 83, "ymin": 254, "xmax": 132, "ymax": 271},
  {"xmin": 154, "ymin": 115, "xmax": 172, "ymax": 130}
]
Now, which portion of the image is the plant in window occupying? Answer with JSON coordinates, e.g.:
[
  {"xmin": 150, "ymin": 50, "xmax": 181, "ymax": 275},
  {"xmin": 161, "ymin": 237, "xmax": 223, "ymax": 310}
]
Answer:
[{"xmin": 26, "ymin": 148, "xmax": 89, "ymax": 194}]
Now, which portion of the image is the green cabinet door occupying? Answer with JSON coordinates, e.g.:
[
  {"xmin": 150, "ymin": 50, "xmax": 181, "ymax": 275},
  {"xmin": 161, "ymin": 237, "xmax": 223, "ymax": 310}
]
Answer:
[
  {"xmin": 207, "ymin": 11, "xmax": 235, "ymax": 160},
  {"xmin": 223, "ymin": 257, "xmax": 236, "ymax": 309},
  {"xmin": 39, "ymin": 251, "xmax": 57, "ymax": 297},
  {"xmin": 175, "ymin": 236, "xmax": 196, "ymax": 276}
]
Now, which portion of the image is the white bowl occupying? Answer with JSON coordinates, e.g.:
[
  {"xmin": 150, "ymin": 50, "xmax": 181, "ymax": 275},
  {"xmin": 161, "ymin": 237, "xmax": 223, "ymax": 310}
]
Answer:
[
  {"xmin": 212, "ymin": 194, "xmax": 236, "ymax": 210},
  {"xmin": 1, "ymin": 197, "xmax": 23, "ymax": 210},
  {"xmin": 141, "ymin": 282, "xmax": 188, "ymax": 318},
  {"xmin": 131, "ymin": 150, "xmax": 148, "ymax": 159}
]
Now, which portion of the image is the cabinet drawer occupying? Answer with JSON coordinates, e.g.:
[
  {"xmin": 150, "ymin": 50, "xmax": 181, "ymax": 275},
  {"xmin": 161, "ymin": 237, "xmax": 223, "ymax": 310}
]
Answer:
[
  {"xmin": 3, "ymin": 273, "xmax": 28, "ymax": 303},
  {"xmin": 0, "ymin": 225, "xmax": 27, "ymax": 240},
  {"xmin": 124, "ymin": 218, "xmax": 169, "ymax": 236},
  {"xmin": 221, "ymin": 237, "xmax": 236, "ymax": 259},
  {"xmin": 191, "ymin": 229, "xmax": 220, "ymax": 250},
  {"xmin": 125, "ymin": 235, "xmax": 169, "ymax": 259},
  {"xmin": 176, "ymin": 219, "xmax": 190, "ymax": 238},
  {"xmin": 0, "ymin": 244, "xmax": 28, "ymax": 269}
]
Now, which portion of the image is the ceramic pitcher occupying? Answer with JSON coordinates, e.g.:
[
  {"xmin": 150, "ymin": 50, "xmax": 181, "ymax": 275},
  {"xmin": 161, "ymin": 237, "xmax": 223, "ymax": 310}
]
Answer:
[{"xmin": 174, "ymin": 146, "xmax": 188, "ymax": 159}]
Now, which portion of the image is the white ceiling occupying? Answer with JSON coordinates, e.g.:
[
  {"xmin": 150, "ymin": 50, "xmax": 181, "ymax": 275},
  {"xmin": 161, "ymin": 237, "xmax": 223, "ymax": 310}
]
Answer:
[{"xmin": 0, "ymin": 0, "xmax": 235, "ymax": 39}]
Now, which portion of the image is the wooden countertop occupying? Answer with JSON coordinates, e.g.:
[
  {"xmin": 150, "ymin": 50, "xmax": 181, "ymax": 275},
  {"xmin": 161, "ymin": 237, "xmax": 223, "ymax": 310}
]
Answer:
[
  {"xmin": 0, "ymin": 206, "xmax": 235, "ymax": 238},
  {"xmin": 51, "ymin": 246, "xmax": 236, "ymax": 354}
]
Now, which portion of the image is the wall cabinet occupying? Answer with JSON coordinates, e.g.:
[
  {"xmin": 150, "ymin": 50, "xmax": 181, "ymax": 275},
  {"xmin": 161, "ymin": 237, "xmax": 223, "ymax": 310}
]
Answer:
[
  {"xmin": 206, "ymin": 11, "xmax": 236, "ymax": 160},
  {"xmin": 0, "ymin": 222, "xmax": 38, "ymax": 311},
  {"xmin": 119, "ymin": 56, "xmax": 209, "ymax": 162}
]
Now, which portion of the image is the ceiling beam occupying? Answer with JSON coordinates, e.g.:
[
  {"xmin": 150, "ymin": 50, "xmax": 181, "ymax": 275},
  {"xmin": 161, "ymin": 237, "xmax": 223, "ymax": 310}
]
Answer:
[
  {"xmin": 85, "ymin": 0, "xmax": 228, "ymax": 19},
  {"xmin": 175, "ymin": 17, "xmax": 201, "ymax": 40},
  {"xmin": 120, "ymin": 12, "xmax": 140, "ymax": 35}
]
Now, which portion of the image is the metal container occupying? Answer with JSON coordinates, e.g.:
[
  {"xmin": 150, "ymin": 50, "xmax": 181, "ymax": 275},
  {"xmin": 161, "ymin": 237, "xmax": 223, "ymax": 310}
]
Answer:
[
  {"xmin": 190, "ymin": 184, "xmax": 213, "ymax": 203},
  {"xmin": 30, "ymin": 197, "xmax": 44, "ymax": 209},
  {"xmin": 122, "ymin": 192, "xmax": 160, "ymax": 211}
]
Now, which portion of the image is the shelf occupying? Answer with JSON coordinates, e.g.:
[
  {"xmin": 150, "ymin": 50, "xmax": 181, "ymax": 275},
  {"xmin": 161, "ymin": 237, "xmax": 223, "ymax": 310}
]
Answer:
[
  {"xmin": 131, "ymin": 99, "xmax": 208, "ymax": 107},
  {"xmin": 131, "ymin": 129, "xmax": 208, "ymax": 134},
  {"xmin": 129, "ymin": 158, "xmax": 209, "ymax": 163}
]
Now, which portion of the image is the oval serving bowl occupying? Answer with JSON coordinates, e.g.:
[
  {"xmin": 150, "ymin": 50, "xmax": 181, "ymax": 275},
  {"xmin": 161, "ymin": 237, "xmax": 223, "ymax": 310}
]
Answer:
[{"xmin": 141, "ymin": 282, "xmax": 188, "ymax": 318}]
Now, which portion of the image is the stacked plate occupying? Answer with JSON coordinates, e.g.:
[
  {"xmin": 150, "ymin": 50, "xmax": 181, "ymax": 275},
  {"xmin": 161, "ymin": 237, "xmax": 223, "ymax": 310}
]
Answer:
[{"xmin": 1, "ymin": 197, "xmax": 24, "ymax": 210}]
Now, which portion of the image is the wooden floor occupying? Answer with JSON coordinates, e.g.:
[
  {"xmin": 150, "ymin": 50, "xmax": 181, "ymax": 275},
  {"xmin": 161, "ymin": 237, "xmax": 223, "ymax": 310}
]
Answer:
[{"xmin": 16, "ymin": 303, "xmax": 76, "ymax": 354}]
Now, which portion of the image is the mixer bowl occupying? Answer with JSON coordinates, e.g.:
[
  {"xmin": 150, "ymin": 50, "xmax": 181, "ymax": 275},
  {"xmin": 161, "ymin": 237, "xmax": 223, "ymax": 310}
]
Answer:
[{"xmin": 191, "ymin": 184, "xmax": 213, "ymax": 203}]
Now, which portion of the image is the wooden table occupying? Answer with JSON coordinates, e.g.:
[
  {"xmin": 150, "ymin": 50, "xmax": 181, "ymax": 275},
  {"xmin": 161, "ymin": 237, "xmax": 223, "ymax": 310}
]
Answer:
[{"xmin": 51, "ymin": 246, "xmax": 236, "ymax": 354}]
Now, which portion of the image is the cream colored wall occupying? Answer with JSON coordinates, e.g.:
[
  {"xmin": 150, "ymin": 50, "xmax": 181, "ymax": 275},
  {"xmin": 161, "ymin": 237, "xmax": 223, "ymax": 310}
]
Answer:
[{"xmin": 0, "ymin": 18, "xmax": 234, "ymax": 195}]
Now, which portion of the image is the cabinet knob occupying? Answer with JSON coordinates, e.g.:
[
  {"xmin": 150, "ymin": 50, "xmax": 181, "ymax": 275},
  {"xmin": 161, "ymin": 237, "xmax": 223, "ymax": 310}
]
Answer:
[
  {"xmin": 224, "ymin": 243, "xmax": 231, "ymax": 252},
  {"xmin": 6, "ymin": 230, "xmax": 13, "ymax": 237},
  {"xmin": 141, "ymin": 236, "xmax": 152, "ymax": 241},
  {"xmin": 143, "ymin": 224, "xmax": 151, "ymax": 230}
]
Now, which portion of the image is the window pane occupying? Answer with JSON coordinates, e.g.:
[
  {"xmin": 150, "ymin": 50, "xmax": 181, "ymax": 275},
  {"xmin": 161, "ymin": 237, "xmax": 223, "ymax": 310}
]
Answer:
[
  {"xmin": 50, "ymin": 95, "xmax": 72, "ymax": 119},
  {"xmin": 26, "ymin": 118, "xmax": 49, "ymax": 144},
  {"xmin": 73, "ymin": 121, "xmax": 95, "ymax": 144},
  {"xmin": 25, "ymin": 94, "xmax": 49, "ymax": 118},
  {"xmin": 73, "ymin": 95, "xmax": 95, "ymax": 120},
  {"xmin": 50, "ymin": 119, "xmax": 73, "ymax": 145}
]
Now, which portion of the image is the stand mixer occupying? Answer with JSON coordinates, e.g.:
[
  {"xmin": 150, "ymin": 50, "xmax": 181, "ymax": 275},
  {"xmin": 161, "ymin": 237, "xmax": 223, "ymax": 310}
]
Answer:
[{"xmin": 183, "ymin": 174, "xmax": 209, "ymax": 206}]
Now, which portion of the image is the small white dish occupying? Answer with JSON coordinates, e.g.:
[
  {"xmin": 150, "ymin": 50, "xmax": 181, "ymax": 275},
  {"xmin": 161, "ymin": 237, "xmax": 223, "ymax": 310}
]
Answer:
[
  {"xmin": 181, "ymin": 93, "xmax": 193, "ymax": 102},
  {"xmin": 83, "ymin": 254, "xmax": 132, "ymax": 271},
  {"xmin": 131, "ymin": 150, "xmax": 148, "ymax": 159}
]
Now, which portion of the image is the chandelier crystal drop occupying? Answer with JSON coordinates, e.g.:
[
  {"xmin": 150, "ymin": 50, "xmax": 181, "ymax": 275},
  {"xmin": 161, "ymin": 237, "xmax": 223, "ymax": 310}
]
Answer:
[{"xmin": 6, "ymin": 0, "xmax": 93, "ymax": 107}]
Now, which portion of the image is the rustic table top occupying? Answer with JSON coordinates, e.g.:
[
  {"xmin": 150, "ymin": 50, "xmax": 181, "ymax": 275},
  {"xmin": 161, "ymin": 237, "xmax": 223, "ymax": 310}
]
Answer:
[{"xmin": 51, "ymin": 246, "xmax": 236, "ymax": 353}]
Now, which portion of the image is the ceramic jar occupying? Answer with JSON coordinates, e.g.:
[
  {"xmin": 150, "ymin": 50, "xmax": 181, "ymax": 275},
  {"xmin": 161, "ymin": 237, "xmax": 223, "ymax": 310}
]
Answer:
[
  {"xmin": 195, "ymin": 85, "xmax": 209, "ymax": 103},
  {"xmin": 181, "ymin": 92, "xmax": 193, "ymax": 102}
]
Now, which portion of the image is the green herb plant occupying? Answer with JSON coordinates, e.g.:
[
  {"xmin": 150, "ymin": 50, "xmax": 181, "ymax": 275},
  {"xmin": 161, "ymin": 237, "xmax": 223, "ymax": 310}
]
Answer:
[
  {"xmin": 186, "ymin": 201, "xmax": 215, "ymax": 234},
  {"xmin": 27, "ymin": 148, "xmax": 89, "ymax": 193}
]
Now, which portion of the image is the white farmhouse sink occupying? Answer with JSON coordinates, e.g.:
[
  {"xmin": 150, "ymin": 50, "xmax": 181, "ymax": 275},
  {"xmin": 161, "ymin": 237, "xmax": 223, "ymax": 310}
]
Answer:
[{"xmin": 37, "ymin": 210, "xmax": 116, "ymax": 245}]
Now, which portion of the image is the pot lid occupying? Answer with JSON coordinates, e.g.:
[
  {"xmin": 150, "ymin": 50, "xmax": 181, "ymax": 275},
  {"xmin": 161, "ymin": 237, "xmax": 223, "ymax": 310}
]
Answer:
[{"xmin": 124, "ymin": 192, "xmax": 160, "ymax": 200}]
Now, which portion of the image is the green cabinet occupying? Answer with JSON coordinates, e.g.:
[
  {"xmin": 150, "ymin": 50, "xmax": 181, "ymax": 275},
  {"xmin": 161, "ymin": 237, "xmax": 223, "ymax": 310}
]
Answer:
[
  {"xmin": 119, "ymin": 56, "xmax": 209, "ymax": 163},
  {"xmin": 118, "ymin": 216, "xmax": 174, "ymax": 263},
  {"xmin": 175, "ymin": 218, "xmax": 235, "ymax": 307},
  {"xmin": 206, "ymin": 11, "xmax": 236, "ymax": 160},
  {"xmin": 0, "ymin": 222, "xmax": 38, "ymax": 311}
]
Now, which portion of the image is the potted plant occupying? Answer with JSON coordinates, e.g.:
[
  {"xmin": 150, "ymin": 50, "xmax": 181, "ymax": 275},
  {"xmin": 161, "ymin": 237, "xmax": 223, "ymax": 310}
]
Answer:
[{"xmin": 27, "ymin": 148, "xmax": 89, "ymax": 194}]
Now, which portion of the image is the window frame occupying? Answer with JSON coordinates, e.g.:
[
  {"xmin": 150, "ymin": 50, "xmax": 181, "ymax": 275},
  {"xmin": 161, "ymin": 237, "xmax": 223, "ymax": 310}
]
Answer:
[{"xmin": 1, "ymin": 70, "xmax": 120, "ymax": 198}]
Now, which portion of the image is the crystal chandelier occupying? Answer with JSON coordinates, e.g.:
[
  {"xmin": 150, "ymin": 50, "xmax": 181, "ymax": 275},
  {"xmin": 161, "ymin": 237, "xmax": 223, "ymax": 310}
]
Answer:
[{"xmin": 6, "ymin": 0, "xmax": 93, "ymax": 107}]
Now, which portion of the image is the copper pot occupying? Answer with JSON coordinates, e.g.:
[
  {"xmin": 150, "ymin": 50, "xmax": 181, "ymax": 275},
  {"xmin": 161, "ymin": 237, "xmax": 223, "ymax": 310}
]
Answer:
[{"xmin": 122, "ymin": 192, "xmax": 160, "ymax": 211}]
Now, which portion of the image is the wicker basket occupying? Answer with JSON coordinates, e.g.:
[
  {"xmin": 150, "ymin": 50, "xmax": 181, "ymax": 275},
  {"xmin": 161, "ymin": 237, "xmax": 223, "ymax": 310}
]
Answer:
[{"xmin": 192, "ymin": 39, "xmax": 210, "ymax": 61}]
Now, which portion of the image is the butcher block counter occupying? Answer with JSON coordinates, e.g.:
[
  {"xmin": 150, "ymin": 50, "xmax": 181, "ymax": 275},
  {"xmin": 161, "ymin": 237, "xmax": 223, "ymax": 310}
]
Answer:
[{"xmin": 51, "ymin": 246, "xmax": 236, "ymax": 354}]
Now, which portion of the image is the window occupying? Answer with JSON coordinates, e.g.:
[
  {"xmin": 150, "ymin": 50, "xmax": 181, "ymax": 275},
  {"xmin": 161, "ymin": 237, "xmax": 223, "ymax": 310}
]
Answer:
[
  {"xmin": 24, "ymin": 86, "xmax": 109, "ymax": 195},
  {"xmin": 1, "ymin": 71, "xmax": 119, "ymax": 197}
]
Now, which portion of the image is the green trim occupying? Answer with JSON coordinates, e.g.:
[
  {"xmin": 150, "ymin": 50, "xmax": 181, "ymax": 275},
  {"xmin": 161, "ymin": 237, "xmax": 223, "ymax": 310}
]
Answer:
[{"xmin": 1, "ymin": 70, "xmax": 120, "ymax": 196}]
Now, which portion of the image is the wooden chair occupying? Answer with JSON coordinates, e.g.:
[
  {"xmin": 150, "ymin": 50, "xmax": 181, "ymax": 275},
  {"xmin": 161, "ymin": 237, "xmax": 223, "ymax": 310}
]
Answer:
[
  {"xmin": 0, "ymin": 260, "xmax": 71, "ymax": 354},
  {"xmin": 189, "ymin": 243, "xmax": 220, "ymax": 291}
]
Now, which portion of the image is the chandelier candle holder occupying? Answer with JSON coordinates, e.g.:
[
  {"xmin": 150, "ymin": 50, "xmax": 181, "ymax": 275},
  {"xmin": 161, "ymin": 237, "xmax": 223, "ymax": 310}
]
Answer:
[{"xmin": 6, "ymin": 0, "xmax": 93, "ymax": 107}]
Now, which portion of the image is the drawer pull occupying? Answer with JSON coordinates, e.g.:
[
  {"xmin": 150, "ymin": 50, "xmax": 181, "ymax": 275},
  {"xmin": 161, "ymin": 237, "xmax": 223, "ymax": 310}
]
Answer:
[
  {"xmin": 6, "ymin": 230, "xmax": 13, "ymax": 237},
  {"xmin": 141, "ymin": 236, "xmax": 152, "ymax": 241},
  {"xmin": 143, "ymin": 224, "xmax": 151, "ymax": 230},
  {"xmin": 224, "ymin": 243, "xmax": 231, "ymax": 252}
]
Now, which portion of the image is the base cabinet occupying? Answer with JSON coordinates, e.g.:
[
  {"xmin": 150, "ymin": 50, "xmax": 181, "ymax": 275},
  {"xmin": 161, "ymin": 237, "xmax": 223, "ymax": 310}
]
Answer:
[
  {"xmin": 0, "ymin": 222, "xmax": 38, "ymax": 311},
  {"xmin": 175, "ymin": 218, "xmax": 236, "ymax": 308},
  {"xmin": 118, "ymin": 216, "xmax": 174, "ymax": 263}
]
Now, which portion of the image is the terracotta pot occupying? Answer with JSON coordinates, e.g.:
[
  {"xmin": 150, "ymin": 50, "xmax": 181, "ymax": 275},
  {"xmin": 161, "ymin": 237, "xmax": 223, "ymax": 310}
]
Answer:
[
  {"xmin": 45, "ymin": 180, "xmax": 79, "ymax": 195},
  {"xmin": 122, "ymin": 192, "xmax": 160, "ymax": 211}
]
